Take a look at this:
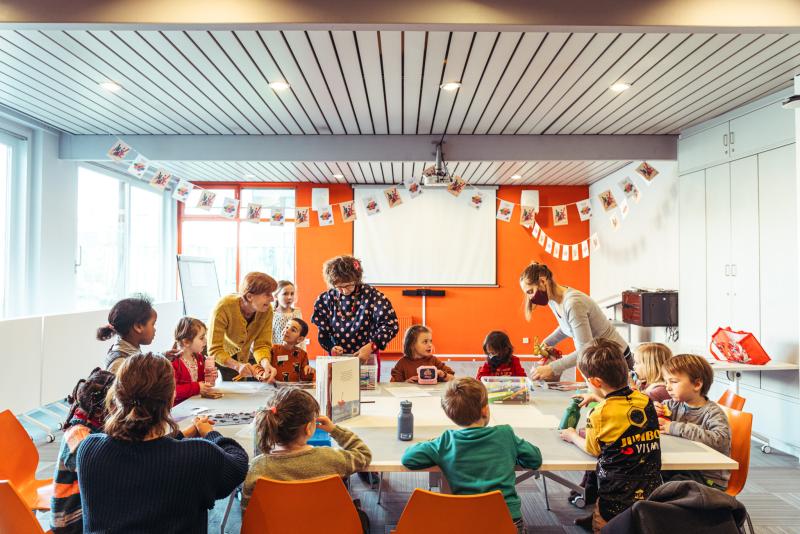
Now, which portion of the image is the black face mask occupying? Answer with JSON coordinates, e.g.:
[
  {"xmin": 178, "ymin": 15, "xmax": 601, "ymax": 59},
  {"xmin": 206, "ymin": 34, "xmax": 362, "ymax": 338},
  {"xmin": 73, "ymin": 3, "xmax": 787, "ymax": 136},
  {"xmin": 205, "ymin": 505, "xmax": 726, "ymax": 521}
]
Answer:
[
  {"xmin": 530, "ymin": 289, "xmax": 549, "ymax": 306},
  {"xmin": 488, "ymin": 354, "xmax": 508, "ymax": 368}
]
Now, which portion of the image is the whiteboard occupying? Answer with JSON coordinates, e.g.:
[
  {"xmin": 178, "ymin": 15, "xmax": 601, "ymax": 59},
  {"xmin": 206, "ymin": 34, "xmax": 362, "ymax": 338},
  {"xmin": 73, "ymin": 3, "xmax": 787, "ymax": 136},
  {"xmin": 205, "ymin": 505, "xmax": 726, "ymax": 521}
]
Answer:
[
  {"xmin": 0, "ymin": 316, "xmax": 44, "ymax": 413},
  {"xmin": 177, "ymin": 256, "xmax": 220, "ymax": 323},
  {"xmin": 353, "ymin": 186, "xmax": 497, "ymax": 285}
]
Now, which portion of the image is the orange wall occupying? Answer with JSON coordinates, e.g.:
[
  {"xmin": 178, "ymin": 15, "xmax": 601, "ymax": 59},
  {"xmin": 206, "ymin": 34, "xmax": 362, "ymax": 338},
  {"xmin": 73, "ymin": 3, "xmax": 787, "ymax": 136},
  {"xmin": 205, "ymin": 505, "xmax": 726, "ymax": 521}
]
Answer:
[{"xmin": 295, "ymin": 184, "xmax": 590, "ymax": 358}]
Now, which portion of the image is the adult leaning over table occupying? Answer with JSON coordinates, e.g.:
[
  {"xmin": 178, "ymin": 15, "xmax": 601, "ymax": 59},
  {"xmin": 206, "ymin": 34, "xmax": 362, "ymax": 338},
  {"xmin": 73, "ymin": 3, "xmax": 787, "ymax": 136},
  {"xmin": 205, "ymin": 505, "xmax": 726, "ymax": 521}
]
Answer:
[
  {"xmin": 311, "ymin": 255, "xmax": 400, "ymax": 377},
  {"xmin": 521, "ymin": 262, "xmax": 633, "ymax": 381},
  {"xmin": 208, "ymin": 272, "xmax": 279, "ymax": 382}
]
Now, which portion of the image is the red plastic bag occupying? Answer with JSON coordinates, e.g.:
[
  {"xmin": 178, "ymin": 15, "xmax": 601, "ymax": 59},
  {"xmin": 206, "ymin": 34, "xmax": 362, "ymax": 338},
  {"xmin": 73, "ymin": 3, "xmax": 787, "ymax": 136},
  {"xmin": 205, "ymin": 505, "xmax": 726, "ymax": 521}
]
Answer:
[{"xmin": 710, "ymin": 327, "xmax": 771, "ymax": 365}]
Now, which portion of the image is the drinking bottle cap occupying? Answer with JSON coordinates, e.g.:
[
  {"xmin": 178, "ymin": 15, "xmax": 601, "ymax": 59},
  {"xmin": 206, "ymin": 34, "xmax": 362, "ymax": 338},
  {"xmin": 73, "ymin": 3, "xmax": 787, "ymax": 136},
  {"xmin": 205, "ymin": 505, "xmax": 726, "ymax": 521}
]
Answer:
[{"xmin": 400, "ymin": 400, "xmax": 412, "ymax": 410}]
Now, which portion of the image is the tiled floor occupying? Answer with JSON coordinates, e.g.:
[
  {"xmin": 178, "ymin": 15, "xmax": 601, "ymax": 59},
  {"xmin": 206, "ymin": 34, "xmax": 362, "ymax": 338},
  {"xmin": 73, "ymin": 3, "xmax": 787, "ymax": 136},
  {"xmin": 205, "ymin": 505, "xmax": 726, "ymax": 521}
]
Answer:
[{"xmin": 32, "ymin": 361, "xmax": 800, "ymax": 532}]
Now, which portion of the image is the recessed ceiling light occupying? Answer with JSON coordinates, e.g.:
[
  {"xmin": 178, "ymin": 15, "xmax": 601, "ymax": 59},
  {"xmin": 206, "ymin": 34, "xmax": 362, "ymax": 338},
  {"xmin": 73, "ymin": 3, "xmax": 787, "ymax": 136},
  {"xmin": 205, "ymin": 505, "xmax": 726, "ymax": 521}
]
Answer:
[
  {"xmin": 511, "ymin": 174, "xmax": 522, "ymax": 180},
  {"xmin": 243, "ymin": 174, "xmax": 255, "ymax": 178},
  {"xmin": 268, "ymin": 81, "xmax": 290, "ymax": 91},
  {"xmin": 439, "ymin": 81, "xmax": 462, "ymax": 92},
  {"xmin": 610, "ymin": 82, "xmax": 631, "ymax": 92},
  {"xmin": 333, "ymin": 174, "xmax": 344, "ymax": 179},
  {"xmin": 99, "ymin": 81, "xmax": 122, "ymax": 92}
]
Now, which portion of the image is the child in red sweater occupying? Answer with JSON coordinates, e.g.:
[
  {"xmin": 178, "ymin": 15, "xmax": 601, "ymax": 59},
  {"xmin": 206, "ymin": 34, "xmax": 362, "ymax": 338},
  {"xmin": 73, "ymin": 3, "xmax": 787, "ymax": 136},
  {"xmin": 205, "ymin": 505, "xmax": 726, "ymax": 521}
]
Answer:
[
  {"xmin": 476, "ymin": 331, "xmax": 526, "ymax": 379},
  {"xmin": 172, "ymin": 317, "xmax": 221, "ymax": 405}
]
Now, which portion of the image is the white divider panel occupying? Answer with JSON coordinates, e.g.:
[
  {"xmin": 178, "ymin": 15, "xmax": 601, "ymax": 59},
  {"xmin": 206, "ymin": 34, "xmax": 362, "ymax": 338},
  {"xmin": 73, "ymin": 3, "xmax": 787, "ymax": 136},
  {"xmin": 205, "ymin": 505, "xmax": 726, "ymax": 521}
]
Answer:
[
  {"xmin": 152, "ymin": 301, "xmax": 185, "ymax": 351},
  {"xmin": 0, "ymin": 316, "xmax": 44, "ymax": 414}
]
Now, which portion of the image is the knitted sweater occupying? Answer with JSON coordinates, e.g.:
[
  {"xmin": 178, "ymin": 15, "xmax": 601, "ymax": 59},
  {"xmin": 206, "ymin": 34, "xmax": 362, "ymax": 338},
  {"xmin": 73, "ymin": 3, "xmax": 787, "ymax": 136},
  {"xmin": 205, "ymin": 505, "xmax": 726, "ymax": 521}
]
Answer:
[
  {"xmin": 390, "ymin": 355, "xmax": 454, "ymax": 382},
  {"xmin": 476, "ymin": 356, "xmax": 527, "ymax": 379},
  {"xmin": 172, "ymin": 353, "xmax": 208, "ymax": 405},
  {"xmin": 242, "ymin": 425, "xmax": 371, "ymax": 509},
  {"xmin": 208, "ymin": 294, "xmax": 273, "ymax": 366},
  {"xmin": 77, "ymin": 431, "xmax": 248, "ymax": 534},
  {"xmin": 663, "ymin": 399, "xmax": 732, "ymax": 487}
]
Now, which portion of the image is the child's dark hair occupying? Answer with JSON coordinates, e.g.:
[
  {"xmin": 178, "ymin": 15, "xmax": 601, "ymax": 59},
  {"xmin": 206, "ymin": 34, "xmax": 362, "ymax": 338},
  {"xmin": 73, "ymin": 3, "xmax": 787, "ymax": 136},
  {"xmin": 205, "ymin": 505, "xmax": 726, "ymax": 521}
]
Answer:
[
  {"xmin": 256, "ymin": 388, "xmax": 319, "ymax": 453},
  {"xmin": 63, "ymin": 368, "xmax": 115, "ymax": 430},
  {"xmin": 96, "ymin": 295, "xmax": 154, "ymax": 341},
  {"xmin": 483, "ymin": 331, "xmax": 514, "ymax": 369},
  {"xmin": 578, "ymin": 338, "xmax": 629, "ymax": 389},
  {"xmin": 290, "ymin": 317, "xmax": 309, "ymax": 338},
  {"xmin": 403, "ymin": 324, "xmax": 431, "ymax": 359},
  {"xmin": 104, "ymin": 352, "xmax": 179, "ymax": 441},
  {"xmin": 173, "ymin": 316, "xmax": 207, "ymax": 350}
]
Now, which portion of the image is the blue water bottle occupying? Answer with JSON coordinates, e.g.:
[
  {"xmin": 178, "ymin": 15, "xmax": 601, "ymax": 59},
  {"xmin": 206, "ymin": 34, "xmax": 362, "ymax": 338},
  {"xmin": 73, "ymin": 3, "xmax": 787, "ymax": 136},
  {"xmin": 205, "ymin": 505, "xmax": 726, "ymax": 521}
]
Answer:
[{"xmin": 398, "ymin": 400, "xmax": 414, "ymax": 441}]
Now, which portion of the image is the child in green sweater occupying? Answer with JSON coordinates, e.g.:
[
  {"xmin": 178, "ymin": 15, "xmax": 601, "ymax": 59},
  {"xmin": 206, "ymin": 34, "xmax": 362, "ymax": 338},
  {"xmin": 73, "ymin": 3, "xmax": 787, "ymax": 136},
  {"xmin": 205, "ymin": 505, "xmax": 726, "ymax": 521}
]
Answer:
[
  {"xmin": 242, "ymin": 388, "xmax": 372, "ymax": 510},
  {"xmin": 401, "ymin": 377, "xmax": 542, "ymax": 533}
]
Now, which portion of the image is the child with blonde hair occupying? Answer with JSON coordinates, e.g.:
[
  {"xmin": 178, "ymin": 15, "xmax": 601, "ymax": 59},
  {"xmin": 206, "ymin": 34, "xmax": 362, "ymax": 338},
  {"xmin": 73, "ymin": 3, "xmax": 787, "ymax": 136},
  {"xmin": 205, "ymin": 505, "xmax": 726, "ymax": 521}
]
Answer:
[
  {"xmin": 633, "ymin": 342, "xmax": 673, "ymax": 403},
  {"xmin": 242, "ymin": 388, "xmax": 371, "ymax": 509},
  {"xmin": 390, "ymin": 325, "xmax": 454, "ymax": 383},
  {"xmin": 171, "ymin": 317, "xmax": 221, "ymax": 405},
  {"xmin": 272, "ymin": 280, "xmax": 303, "ymax": 345}
]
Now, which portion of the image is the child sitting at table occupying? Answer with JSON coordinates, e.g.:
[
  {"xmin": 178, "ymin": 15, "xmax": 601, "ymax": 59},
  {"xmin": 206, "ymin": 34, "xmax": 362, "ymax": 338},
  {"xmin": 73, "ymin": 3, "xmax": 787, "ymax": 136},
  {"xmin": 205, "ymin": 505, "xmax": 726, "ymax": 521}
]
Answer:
[
  {"xmin": 633, "ymin": 342, "xmax": 673, "ymax": 403},
  {"xmin": 401, "ymin": 377, "xmax": 542, "ymax": 533},
  {"xmin": 560, "ymin": 338, "xmax": 662, "ymax": 533},
  {"xmin": 270, "ymin": 318, "xmax": 315, "ymax": 382},
  {"xmin": 476, "ymin": 331, "xmax": 526, "ymax": 379},
  {"xmin": 242, "ymin": 388, "xmax": 372, "ymax": 510},
  {"xmin": 172, "ymin": 317, "xmax": 221, "ymax": 405},
  {"xmin": 656, "ymin": 354, "xmax": 731, "ymax": 490},
  {"xmin": 390, "ymin": 325, "xmax": 455, "ymax": 383}
]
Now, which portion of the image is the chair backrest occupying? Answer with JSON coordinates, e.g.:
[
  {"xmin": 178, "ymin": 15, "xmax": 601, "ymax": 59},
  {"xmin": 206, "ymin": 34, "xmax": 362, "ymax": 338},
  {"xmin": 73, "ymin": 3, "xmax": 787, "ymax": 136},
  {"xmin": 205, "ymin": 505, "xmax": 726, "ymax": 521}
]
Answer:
[
  {"xmin": 0, "ymin": 480, "xmax": 48, "ymax": 534},
  {"xmin": 722, "ymin": 408, "xmax": 753, "ymax": 497},
  {"xmin": 717, "ymin": 390, "xmax": 746, "ymax": 411},
  {"xmin": 0, "ymin": 410, "xmax": 40, "ymax": 488},
  {"xmin": 241, "ymin": 475, "xmax": 363, "ymax": 534},
  {"xmin": 394, "ymin": 488, "xmax": 517, "ymax": 534}
]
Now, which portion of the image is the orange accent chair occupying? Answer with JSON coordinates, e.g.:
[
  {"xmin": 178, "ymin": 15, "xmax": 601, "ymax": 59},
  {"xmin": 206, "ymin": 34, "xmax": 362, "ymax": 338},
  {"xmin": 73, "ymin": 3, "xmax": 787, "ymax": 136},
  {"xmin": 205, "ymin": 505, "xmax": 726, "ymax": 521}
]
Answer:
[
  {"xmin": 718, "ymin": 390, "xmax": 746, "ymax": 411},
  {"xmin": 393, "ymin": 488, "xmax": 517, "ymax": 534},
  {"xmin": 241, "ymin": 475, "xmax": 363, "ymax": 534},
  {"xmin": 722, "ymin": 408, "xmax": 753, "ymax": 497},
  {"xmin": 0, "ymin": 410, "xmax": 53, "ymax": 510},
  {"xmin": 0, "ymin": 480, "xmax": 52, "ymax": 533}
]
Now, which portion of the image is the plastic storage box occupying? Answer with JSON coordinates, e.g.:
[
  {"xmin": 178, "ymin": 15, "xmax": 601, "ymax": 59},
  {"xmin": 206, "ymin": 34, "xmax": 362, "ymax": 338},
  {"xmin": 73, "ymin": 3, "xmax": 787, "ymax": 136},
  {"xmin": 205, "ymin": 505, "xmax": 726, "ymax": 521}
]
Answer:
[{"xmin": 480, "ymin": 376, "xmax": 533, "ymax": 404}]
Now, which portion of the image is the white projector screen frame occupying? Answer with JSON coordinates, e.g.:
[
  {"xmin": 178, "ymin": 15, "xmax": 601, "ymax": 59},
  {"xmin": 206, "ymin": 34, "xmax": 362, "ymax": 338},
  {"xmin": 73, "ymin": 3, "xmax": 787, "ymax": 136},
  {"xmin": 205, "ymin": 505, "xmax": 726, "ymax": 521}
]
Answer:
[{"xmin": 353, "ymin": 186, "xmax": 497, "ymax": 286}]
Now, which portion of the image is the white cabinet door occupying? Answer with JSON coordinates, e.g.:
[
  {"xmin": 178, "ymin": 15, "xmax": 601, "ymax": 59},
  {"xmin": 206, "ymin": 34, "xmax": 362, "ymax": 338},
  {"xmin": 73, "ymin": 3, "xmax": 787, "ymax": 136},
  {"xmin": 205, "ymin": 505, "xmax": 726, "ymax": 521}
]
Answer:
[
  {"xmin": 758, "ymin": 144, "xmax": 798, "ymax": 363},
  {"xmin": 729, "ymin": 156, "xmax": 760, "ymax": 336},
  {"xmin": 729, "ymin": 101, "xmax": 795, "ymax": 159},
  {"xmin": 678, "ymin": 170, "xmax": 707, "ymax": 349},
  {"xmin": 678, "ymin": 122, "xmax": 730, "ymax": 174},
  {"xmin": 705, "ymin": 163, "xmax": 732, "ymax": 337}
]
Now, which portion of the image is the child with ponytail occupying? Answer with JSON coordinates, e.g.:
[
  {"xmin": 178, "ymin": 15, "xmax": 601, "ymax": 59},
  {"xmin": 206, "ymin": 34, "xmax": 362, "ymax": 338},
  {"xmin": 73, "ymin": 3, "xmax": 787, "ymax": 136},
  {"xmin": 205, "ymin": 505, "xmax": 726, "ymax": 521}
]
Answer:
[
  {"xmin": 96, "ymin": 295, "xmax": 158, "ymax": 373},
  {"xmin": 50, "ymin": 368, "xmax": 115, "ymax": 534},
  {"xmin": 171, "ymin": 316, "xmax": 221, "ymax": 405},
  {"xmin": 242, "ymin": 388, "xmax": 372, "ymax": 510}
]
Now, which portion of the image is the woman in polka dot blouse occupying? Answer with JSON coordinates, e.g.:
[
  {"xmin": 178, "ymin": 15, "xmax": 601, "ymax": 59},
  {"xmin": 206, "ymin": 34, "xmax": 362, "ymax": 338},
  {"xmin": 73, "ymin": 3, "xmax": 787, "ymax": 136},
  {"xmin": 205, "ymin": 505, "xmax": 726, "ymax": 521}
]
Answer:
[{"xmin": 311, "ymin": 255, "xmax": 400, "ymax": 376}]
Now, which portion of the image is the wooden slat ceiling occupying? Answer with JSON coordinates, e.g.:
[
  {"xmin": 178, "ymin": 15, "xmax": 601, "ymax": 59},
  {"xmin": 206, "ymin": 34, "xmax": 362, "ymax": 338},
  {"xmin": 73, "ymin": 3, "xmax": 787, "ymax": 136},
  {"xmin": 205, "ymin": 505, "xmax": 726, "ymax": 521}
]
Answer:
[{"xmin": 3, "ymin": 29, "xmax": 800, "ymax": 184}]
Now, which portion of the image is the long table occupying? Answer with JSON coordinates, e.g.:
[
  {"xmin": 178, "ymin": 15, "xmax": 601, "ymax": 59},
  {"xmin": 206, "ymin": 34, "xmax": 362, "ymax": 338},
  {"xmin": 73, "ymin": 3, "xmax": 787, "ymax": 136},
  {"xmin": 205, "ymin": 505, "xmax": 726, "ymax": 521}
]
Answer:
[{"xmin": 174, "ymin": 381, "xmax": 738, "ymax": 475}]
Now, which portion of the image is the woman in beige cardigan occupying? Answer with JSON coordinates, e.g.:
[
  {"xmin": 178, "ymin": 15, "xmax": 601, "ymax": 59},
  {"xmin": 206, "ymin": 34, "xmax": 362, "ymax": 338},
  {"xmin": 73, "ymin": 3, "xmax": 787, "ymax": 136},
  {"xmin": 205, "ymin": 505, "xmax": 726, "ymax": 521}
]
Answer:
[{"xmin": 207, "ymin": 272, "xmax": 279, "ymax": 382}]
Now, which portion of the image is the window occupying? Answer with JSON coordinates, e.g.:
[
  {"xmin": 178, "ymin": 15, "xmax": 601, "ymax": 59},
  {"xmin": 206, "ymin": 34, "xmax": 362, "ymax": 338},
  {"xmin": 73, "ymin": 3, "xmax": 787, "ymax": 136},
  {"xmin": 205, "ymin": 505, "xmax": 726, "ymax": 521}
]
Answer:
[
  {"xmin": 0, "ymin": 142, "xmax": 8, "ymax": 316},
  {"xmin": 179, "ymin": 186, "xmax": 295, "ymax": 293},
  {"xmin": 76, "ymin": 167, "xmax": 170, "ymax": 310}
]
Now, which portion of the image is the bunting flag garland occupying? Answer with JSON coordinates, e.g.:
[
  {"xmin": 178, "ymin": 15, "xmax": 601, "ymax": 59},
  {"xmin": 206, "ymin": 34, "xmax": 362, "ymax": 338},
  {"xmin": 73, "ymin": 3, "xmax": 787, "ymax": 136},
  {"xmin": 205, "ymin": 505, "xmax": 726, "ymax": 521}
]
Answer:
[
  {"xmin": 244, "ymin": 203, "xmax": 262, "ymax": 223},
  {"xmin": 552, "ymin": 205, "xmax": 568, "ymax": 226},
  {"xmin": 340, "ymin": 201, "xmax": 357, "ymax": 222},
  {"xmin": 128, "ymin": 155, "xmax": 148, "ymax": 178},
  {"xmin": 295, "ymin": 207, "xmax": 310, "ymax": 228},
  {"xmin": 221, "ymin": 197, "xmax": 239, "ymax": 219},
  {"xmin": 317, "ymin": 205, "xmax": 334, "ymax": 226},
  {"xmin": 107, "ymin": 140, "xmax": 131, "ymax": 161},
  {"xmin": 270, "ymin": 208, "xmax": 285, "ymax": 226},
  {"xmin": 103, "ymin": 139, "xmax": 662, "ymax": 260},
  {"xmin": 197, "ymin": 190, "xmax": 216, "ymax": 211},
  {"xmin": 364, "ymin": 196, "xmax": 380, "ymax": 216},
  {"xmin": 172, "ymin": 179, "xmax": 193, "ymax": 202},
  {"xmin": 496, "ymin": 200, "xmax": 514, "ymax": 222},
  {"xmin": 577, "ymin": 199, "xmax": 593, "ymax": 221},
  {"xmin": 384, "ymin": 186, "xmax": 402, "ymax": 208}
]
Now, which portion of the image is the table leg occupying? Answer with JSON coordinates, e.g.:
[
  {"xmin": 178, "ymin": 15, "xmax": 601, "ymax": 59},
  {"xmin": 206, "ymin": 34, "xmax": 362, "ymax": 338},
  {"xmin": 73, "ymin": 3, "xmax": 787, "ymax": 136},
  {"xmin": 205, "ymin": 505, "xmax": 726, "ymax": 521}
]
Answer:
[{"xmin": 219, "ymin": 490, "xmax": 236, "ymax": 534}]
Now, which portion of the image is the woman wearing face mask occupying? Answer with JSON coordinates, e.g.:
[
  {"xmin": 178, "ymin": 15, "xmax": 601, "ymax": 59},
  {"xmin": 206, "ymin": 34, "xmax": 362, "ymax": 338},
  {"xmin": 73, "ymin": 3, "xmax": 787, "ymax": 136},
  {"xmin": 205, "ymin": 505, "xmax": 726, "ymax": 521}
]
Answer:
[
  {"xmin": 520, "ymin": 262, "xmax": 632, "ymax": 381},
  {"xmin": 207, "ymin": 272, "xmax": 279, "ymax": 382},
  {"xmin": 311, "ymin": 255, "xmax": 400, "ymax": 376}
]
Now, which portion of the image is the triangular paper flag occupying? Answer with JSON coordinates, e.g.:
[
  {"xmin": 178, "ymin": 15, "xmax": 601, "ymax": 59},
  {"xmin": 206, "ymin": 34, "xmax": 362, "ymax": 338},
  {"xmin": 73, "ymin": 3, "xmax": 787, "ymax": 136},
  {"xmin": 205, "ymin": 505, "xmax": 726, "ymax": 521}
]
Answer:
[
  {"xmin": 127, "ymin": 155, "xmax": 148, "ymax": 178},
  {"xmin": 172, "ymin": 180, "xmax": 193, "ymax": 203},
  {"xmin": 271, "ymin": 207, "xmax": 285, "ymax": 226},
  {"xmin": 244, "ymin": 203, "xmax": 262, "ymax": 223},
  {"xmin": 295, "ymin": 207, "xmax": 310, "ymax": 228},
  {"xmin": 317, "ymin": 205, "xmax": 334, "ymax": 226},
  {"xmin": 496, "ymin": 200, "xmax": 514, "ymax": 222},
  {"xmin": 107, "ymin": 140, "xmax": 131, "ymax": 161},
  {"xmin": 340, "ymin": 201, "xmax": 357, "ymax": 222},
  {"xmin": 221, "ymin": 197, "xmax": 239, "ymax": 219}
]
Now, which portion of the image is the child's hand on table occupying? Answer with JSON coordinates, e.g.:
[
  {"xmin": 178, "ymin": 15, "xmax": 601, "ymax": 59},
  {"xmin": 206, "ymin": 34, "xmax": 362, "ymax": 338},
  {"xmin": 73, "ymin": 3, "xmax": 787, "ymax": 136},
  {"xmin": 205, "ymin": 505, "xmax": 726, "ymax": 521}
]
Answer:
[
  {"xmin": 194, "ymin": 415, "xmax": 215, "ymax": 438},
  {"xmin": 559, "ymin": 428, "xmax": 578, "ymax": 443},
  {"xmin": 405, "ymin": 376, "xmax": 419, "ymax": 383},
  {"xmin": 303, "ymin": 365, "xmax": 315, "ymax": 378},
  {"xmin": 199, "ymin": 382, "xmax": 222, "ymax": 399},
  {"xmin": 316, "ymin": 416, "xmax": 336, "ymax": 433}
]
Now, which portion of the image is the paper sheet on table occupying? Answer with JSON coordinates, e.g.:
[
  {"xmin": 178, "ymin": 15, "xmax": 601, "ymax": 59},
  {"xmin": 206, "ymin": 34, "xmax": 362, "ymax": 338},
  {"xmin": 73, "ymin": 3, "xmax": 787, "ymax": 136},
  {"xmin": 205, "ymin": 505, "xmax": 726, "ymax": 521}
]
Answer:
[
  {"xmin": 385, "ymin": 387, "xmax": 431, "ymax": 398},
  {"xmin": 489, "ymin": 403, "xmax": 560, "ymax": 428},
  {"xmin": 347, "ymin": 396, "xmax": 451, "ymax": 427}
]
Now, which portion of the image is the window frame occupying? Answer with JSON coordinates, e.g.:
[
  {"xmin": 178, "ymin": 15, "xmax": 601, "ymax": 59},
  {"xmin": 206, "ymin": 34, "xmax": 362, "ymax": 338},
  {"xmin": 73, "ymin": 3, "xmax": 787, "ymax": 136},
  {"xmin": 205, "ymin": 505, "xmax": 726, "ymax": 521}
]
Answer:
[
  {"xmin": 0, "ymin": 128, "xmax": 28, "ymax": 319},
  {"xmin": 177, "ymin": 182, "xmax": 297, "ymax": 292}
]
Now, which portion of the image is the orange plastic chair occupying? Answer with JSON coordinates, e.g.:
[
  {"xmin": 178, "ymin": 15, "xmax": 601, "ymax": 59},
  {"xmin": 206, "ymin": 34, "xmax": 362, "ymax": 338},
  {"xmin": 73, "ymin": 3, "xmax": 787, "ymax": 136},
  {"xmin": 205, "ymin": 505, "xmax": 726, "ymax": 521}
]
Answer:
[
  {"xmin": 722, "ymin": 408, "xmax": 753, "ymax": 497},
  {"xmin": 0, "ymin": 480, "xmax": 52, "ymax": 534},
  {"xmin": 718, "ymin": 390, "xmax": 746, "ymax": 411},
  {"xmin": 241, "ymin": 475, "xmax": 363, "ymax": 534},
  {"xmin": 393, "ymin": 488, "xmax": 517, "ymax": 534},
  {"xmin": 0, "ymin": 410, "xmax": 53, "ymax": 510}
]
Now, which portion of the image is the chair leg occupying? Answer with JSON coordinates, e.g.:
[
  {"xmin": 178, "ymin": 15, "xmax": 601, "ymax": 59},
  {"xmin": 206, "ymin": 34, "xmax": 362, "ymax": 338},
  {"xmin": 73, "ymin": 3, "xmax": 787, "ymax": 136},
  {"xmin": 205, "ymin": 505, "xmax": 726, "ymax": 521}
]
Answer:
[
  {"xmin": 377, "ymin": 472, "xmax": 384, "ymax": 505},
  {"xmin": 542, "ymin": 474, "xmax": 550, "ymax": 511},
  {"xmin": 219, "ymin": 491, "xmax": 236, "ymax": 534},
  {"xmin": 745, "ymin": 512, "xmax": 754, "ymax": 534}
]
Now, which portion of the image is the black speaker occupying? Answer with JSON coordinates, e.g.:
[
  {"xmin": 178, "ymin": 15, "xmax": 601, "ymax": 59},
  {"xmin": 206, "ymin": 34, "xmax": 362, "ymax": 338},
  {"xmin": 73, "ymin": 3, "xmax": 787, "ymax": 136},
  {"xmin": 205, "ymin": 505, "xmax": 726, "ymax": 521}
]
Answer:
[{"xmin": 622, "ymin": 290, "xmax": 678, "ymax": 327}]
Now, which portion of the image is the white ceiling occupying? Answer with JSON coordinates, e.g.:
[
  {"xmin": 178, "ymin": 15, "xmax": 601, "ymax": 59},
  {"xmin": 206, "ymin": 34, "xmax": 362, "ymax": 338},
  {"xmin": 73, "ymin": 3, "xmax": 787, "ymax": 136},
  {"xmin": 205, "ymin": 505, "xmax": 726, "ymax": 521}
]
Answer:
[{"xmin": 2, "ymin": 29, "xmax": 799, "ymax": 184}]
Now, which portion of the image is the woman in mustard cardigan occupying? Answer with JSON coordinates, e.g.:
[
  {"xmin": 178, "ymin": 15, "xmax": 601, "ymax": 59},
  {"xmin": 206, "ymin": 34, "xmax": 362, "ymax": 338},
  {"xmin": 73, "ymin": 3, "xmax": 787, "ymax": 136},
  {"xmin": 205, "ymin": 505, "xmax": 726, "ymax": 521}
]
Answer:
[{"xmin": 207, "ymin": 272, "xmax": 279, "ymax": 382}]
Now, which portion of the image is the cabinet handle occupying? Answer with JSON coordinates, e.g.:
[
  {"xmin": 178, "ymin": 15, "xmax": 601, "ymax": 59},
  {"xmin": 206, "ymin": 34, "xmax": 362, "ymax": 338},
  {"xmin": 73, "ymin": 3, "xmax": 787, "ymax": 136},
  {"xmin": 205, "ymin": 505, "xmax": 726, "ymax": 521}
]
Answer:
[
  {"xmin": 724, "ymin": 264, "xmax": 731, "ymax": 276},
  {"xmin": 723, "ymin": 133, "xmax": 728, "ymax": 147},
  {"xmin": 730, "ymin": 131, "xmax": 735, "ymax": 145},
  {"xmin": 731, "ymin": 264, "xmax": 737, "ymax": 276}
]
